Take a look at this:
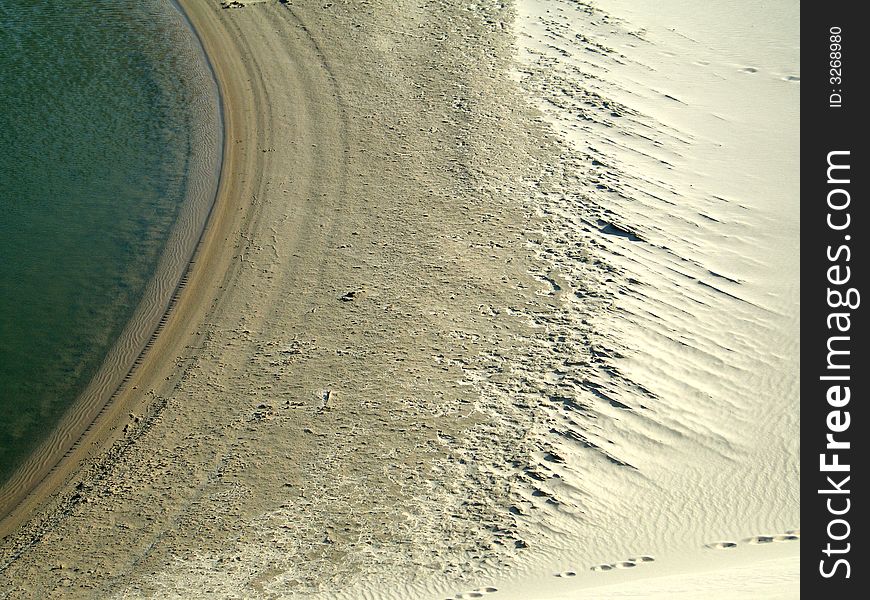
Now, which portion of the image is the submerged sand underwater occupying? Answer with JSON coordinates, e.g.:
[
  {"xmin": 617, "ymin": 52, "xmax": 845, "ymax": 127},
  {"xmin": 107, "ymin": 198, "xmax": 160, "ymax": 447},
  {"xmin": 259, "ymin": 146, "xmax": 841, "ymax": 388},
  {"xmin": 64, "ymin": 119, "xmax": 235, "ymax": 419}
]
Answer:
[{"xmin": 0, "ymin": 1, "xmax": 798, "ymax": 598}]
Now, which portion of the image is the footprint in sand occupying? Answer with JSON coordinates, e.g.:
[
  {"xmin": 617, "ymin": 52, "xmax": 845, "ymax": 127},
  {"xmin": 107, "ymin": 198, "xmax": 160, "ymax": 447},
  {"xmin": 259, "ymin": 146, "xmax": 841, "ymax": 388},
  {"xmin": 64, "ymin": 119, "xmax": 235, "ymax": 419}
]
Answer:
[
  {"xmin": 744, "ymin": 535, "xmax": 775, "ymax": 545},
  {"xmin": 705, "ymin": 541, "xmax": 738, "ymax": 550},
  {"xmin": 555, "ymin": 571, "xmax": 577, "ymax": 577},
  {"xmin": 707, "ymin": 529, "xmax": 799, "ymax": 549},
  {"xmin": 589, "ymin": 554, "xmax": 654, "ymax": 572},
  {"xmin": 451, "ymin": 587, "xmax": 498, "ymax": 599}
]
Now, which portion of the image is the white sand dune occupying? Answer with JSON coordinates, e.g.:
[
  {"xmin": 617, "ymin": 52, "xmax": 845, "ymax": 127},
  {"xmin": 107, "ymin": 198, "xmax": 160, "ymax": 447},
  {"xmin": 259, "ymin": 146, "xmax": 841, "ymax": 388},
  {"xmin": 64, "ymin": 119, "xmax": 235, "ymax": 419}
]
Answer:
[
  {"xmin": 0, "ymin": 0, "xmax": 798, "ymax": 598},
  {"xmin": 458, "ymin": 0, "xmax": 800, "ymax": 595}
]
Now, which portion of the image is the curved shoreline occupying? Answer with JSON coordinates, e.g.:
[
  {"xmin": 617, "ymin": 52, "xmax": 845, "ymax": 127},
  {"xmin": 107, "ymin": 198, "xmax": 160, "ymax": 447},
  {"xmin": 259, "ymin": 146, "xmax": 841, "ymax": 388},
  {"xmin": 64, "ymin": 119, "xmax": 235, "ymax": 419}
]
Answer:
[
  {"xmin": 0, "ymin": 6, "xmax": 544, "ymax": 592},
  {"xmin": 0, "ymin": 2, "xmax": 800, "ymax": 597},
  {"xmin": 0, "ymin": 0, "xmax": 229, "ymax": 538}
]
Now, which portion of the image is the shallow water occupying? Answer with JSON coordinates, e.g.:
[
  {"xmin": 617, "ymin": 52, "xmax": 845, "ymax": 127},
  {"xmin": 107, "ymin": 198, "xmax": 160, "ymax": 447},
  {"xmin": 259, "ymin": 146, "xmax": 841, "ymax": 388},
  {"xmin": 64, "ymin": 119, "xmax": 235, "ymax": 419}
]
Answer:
[{"xmin": 0, "ymin": 0, "xmax": 220, "ymax": 483}]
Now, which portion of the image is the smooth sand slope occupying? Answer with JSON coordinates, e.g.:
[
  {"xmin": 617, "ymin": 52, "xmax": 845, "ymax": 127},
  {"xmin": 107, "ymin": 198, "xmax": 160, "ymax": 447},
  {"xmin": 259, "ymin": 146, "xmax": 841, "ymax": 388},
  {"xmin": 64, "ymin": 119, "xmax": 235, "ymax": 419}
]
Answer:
[{"xmin": 0, "ymin": 0, "xmax": 798, "ymax": 598}]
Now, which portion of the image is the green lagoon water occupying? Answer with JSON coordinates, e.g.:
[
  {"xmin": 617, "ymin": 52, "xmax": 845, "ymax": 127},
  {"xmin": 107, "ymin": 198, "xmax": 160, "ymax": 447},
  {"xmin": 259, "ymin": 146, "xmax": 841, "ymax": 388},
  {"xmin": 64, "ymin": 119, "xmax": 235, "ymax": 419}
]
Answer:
[{"xmin": 0, "ymin": 1, "xmax": 220, "ymax": 483}]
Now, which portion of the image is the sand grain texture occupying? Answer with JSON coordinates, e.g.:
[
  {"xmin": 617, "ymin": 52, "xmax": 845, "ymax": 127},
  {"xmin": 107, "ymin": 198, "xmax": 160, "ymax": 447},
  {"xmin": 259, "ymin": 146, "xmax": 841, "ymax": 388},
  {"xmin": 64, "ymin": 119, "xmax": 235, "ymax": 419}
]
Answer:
[
  {"xmin": 0, "ymin": 0, "xmax": 799, "ymax": 598},
  {"xmin": 1, "ymin": 0, "xmax": 580, "ymax": 597}
]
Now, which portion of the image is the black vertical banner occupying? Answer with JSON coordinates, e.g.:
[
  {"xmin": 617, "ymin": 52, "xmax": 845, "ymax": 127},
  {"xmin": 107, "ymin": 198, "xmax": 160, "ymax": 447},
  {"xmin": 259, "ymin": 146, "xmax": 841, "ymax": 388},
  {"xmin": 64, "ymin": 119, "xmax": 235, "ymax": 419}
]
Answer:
[{"xmin": 803, "ymin": 1, "xmax": 867, "ymax": 596}]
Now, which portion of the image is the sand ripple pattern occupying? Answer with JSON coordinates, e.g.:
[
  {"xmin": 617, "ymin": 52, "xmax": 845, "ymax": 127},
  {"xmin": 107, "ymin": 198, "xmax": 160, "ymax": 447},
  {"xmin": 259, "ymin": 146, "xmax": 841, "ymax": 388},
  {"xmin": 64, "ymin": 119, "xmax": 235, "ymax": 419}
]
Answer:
[
  {"xmin": 433, "ymin": 0, "xmax": 800, "ymax": 569},
  {"xmin": 0, "ymin": 0, "xmax": 798, "ymax": 597}
]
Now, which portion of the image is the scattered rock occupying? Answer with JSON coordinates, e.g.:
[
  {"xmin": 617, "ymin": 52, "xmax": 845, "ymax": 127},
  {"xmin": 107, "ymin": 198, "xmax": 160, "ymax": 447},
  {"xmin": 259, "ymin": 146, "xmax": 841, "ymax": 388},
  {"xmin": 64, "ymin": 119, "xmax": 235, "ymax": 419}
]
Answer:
[{"xmin": 339, "ymin": 289, "xmax": 364, "ymax": 302}]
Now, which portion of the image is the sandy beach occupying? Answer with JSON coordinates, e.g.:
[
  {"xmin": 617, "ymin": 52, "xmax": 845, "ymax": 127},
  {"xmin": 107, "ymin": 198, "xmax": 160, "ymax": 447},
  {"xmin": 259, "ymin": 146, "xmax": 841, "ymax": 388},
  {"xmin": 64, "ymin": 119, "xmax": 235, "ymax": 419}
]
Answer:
[{"xmin": 0, "ymin": 0, "xmax": 799, "ymax": 598}]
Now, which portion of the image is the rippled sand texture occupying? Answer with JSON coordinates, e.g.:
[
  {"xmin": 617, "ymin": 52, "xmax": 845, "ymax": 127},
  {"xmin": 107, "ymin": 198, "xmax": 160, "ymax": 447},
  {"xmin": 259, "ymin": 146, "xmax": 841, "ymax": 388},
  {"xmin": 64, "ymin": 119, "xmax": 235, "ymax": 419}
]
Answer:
[
  {"xmin": 495, "ymin": 0, "xmax": 800, "ymax": 594},
  {"xmin": 0, "ymin": 0, "xmax": 798, "ymax": 598}
]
